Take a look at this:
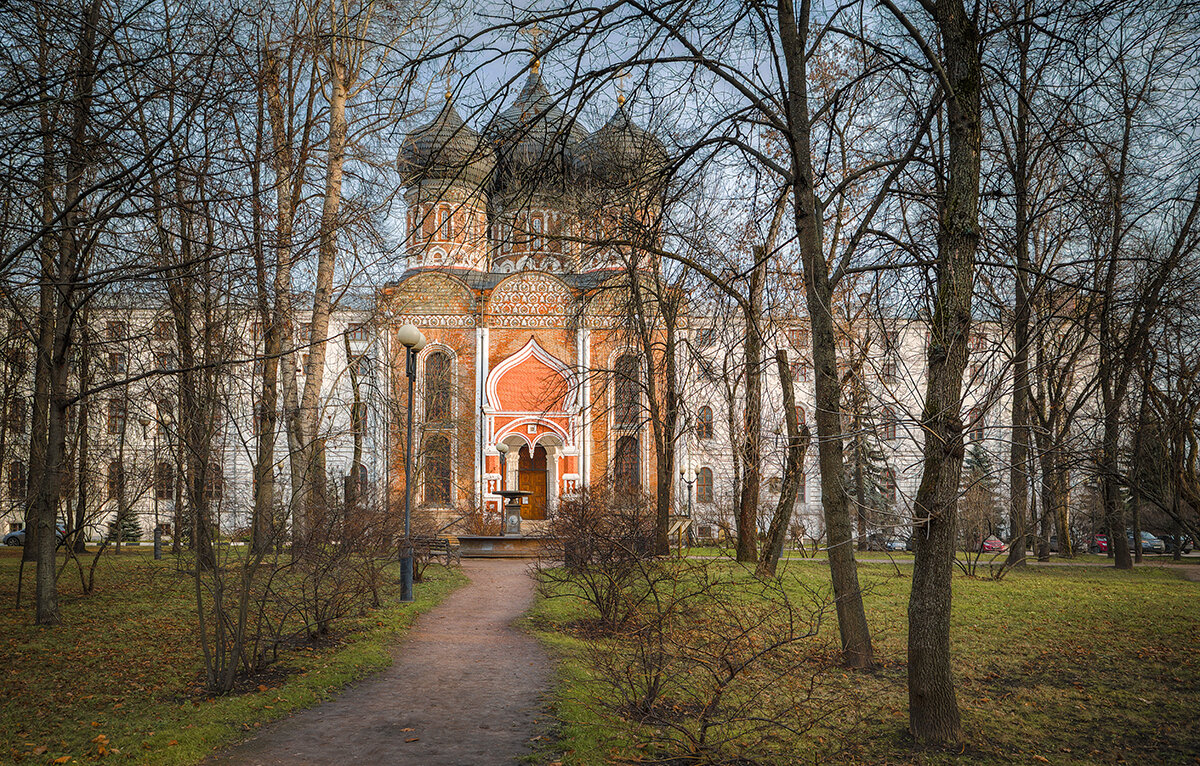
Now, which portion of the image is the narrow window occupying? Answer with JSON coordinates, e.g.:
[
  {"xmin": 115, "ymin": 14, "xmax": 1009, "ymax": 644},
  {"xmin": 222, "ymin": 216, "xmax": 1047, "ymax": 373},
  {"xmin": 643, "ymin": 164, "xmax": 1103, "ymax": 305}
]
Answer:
[
  {"xmin": 697, "ymin": 467, "xmax": 713, "ymax": 502},
  {"xmin": 425, "ymin": 434, "xmax": 451, "ymax": 504},
  {"xmin": 614, "ymin": 355, "xmax": 639, "ymax": 428},
  {"xmin": 613, "ymin": 435, "xmax": 640, "ymax": 492},
  {"xmin": 696, "ymin": 406, "xmax": 714, "ymax": 439},
  {"xmin": 882, "ymin": 407, "xmax": 897, "ymax": 441},
  {"xmin": 969, "ymin": 407, "xmax": 984, "ymax": 442},
  {"xmin": 107, "ymin": 399, "xmax": 126, "ymax": 435},
  {"xmin": 6, "ymin": 396, "xmax": 26, "ymax": 434},
  {"xmin": 155, "ymin": 462, "xmax": 174, "ymax": 500},
  {"xmin": 107, "ymin": 460, "xmax": 125, "ymax": 500},
  {"xmin": 8, "ymin": 460, "xmax": 26, "ymax": 500},
  {"xmin": 425, "ymin": 351, "xmax": 452, "ymax": 424}
]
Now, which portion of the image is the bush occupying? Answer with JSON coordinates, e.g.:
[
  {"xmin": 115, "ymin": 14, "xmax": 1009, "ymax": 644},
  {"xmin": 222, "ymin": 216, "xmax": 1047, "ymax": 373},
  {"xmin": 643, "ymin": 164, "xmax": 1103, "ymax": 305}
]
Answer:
[{"xmin": 537, "ymin": 484, "xmax": 659, "ymax": 632}]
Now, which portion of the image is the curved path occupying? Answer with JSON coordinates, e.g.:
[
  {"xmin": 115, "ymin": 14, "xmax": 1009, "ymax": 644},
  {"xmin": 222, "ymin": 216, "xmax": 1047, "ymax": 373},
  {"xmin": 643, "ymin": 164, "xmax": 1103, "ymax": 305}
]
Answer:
[{"xmin": 205, "ymin": 559, "xmax": 550, "ymax": 766}]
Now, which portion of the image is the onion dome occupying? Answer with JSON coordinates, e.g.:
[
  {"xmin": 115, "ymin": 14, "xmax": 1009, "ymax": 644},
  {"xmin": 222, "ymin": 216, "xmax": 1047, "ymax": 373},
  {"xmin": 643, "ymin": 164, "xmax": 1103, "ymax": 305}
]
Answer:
[
  {"xmin": 576, "ymin": 103, "xmax": 669, "ymax": 188},
  {"xmin": 398, "ymin": 99, "xmax": 495, "ymax": 188},
  {"xmin": 487, "ymin": 70, "xmax": 588, "ymax": 192}
]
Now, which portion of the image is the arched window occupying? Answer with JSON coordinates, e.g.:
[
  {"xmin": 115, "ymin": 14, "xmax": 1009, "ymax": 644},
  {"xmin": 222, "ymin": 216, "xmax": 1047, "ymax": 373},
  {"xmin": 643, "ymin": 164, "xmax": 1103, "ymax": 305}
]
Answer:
[
  {"xmin": 796, "ymin": 406, "xmax": 806, "ymax": 426},
  {"xmin": 437, "ymin": 205, "xmax": 452, "ymax": 239},
  {"xmin": 425, "ymin": 434, "xmax": 451, "ymax": 504},
  {"xmin": 696, "ymin": 467, "xmax": 713, "ymax": 502},
  {"xmin": 882, "ymin": 407, "xmax": 897, "ymax": 441},
  {"xmin": 155, "ymin": 462, "xmax": 174, "ymax": 500},
  {"xmin": 696, "ymin": 406, "xmax": 714, "ymax": 439},
  {"xmin": 532, "ymin": 214, "xmax": 544, "ymax": 251},
  {"xmin": 613, "ymin": 435, "xmax": 640, "ymax": 492},
  {"xmin": 968, "ymin": 407, "xmax": 984, "ymax": 442},
  {"xmin": 425, "ymin": 351, "xmax": 452, "ymax": 424},
  {"xmin": 883, "ymin": 468, "xmax": 897, "ymax": 504},
  {"xmin": 107, "ymin": 460, "xmax": 125, "ymax": 500},
  {"xmin": 614, "ymin": 355, "xmax": 639, "ymax": 428}
]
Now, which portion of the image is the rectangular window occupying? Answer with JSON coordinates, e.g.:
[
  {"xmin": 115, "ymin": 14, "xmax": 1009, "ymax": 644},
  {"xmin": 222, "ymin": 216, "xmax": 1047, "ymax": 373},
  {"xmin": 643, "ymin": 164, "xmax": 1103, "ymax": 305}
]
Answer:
[
  {"xmin": 155, "ymin": 320, "xmax": 172, "ymax": 341},
  {"xmin": 881, "ymin": 359, "xmax": 897, "ymax": 381},
  {"xmin": 298, "ymin": 323, "xmax": 311, "ymax": 341},
  {"xmin": 8, "ymin": 461, "xmax": 26, "ymax": 500},
  {"xmin": 6, "ymin": 396, "xmax": 26, "ymax": 434},
  {"xmin": 348, "ymin": 324, "xmax": 369, "ymax": 341},
  {"xmin": 107, "ymin": 398, "xmax": 125, "ymax": 435},
  {"xmin": 108, "ymin": 352, "xmax": 127, "ymax": 374},
  {"xmin": 106, "ymin": 321, "xmax": 127, "ymax": 342},
  {"xmin": 788, "ymin": 327, "xmax": 809, "ymax": 349}
]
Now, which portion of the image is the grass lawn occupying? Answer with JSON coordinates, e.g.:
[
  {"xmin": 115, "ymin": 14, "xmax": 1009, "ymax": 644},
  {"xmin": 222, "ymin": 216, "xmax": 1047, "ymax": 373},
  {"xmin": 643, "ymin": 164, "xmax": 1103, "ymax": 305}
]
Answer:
[
  {"xmin": 528, "ymin": 559, "xmax": 1200, "ymax": 765},
  {"xmin": 0, "ymin": 547, "xmax": 465, "ymax": 765}
]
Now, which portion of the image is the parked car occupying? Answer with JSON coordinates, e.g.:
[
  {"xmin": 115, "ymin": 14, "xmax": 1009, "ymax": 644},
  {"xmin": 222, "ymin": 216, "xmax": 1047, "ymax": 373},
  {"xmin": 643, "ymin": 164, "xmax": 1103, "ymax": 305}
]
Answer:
[
  {"xmin": 865, "ymin": 534, "xmax": 892, "ymax": 552},
  {"xmin": 2, "ymin": 526, "xmax": 66, "ymax": 546},
  {"xmin": 884, "ymin": 538, "xmax": 908, "ymax": 552},
  {"xmin": 981, "ymin": 536, "xmax": 1007, "ymax": 553},
  {"xmin": 1127, "ymin": 531, "xmax": 1166, "ymax": 554},
  {"xmin": 1161, "ymin": 534, "xmax": 1193, "ymax": 555},
  {"xmin": 1090, "ymin": 534, "xmax": 1109, "ymax": 553}
]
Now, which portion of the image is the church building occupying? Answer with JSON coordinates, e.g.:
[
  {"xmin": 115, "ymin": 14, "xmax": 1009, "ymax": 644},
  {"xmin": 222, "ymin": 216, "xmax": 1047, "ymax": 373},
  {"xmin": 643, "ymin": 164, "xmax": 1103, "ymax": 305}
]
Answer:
[{"xmin": 384, "ymin": 60, "xmax": 670, "ymax": 531}]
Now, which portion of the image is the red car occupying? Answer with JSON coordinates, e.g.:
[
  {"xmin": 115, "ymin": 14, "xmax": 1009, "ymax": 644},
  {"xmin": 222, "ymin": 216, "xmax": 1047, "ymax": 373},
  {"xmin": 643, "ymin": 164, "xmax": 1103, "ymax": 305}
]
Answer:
[
  {"xmin": 1090, "ymin": 534, "xmax": 1109, "ymax": 553},
  {"xmin": 981, "ymin": 536, "xmax": 1007, "ymax": 553}
]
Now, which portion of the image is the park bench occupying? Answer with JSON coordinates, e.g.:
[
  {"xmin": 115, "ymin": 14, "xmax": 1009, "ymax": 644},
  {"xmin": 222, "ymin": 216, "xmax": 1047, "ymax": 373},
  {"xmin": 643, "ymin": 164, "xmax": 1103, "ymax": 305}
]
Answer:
[{"xmin": 411, "ymin": 535, "xmax": 460, "ymax": 566}]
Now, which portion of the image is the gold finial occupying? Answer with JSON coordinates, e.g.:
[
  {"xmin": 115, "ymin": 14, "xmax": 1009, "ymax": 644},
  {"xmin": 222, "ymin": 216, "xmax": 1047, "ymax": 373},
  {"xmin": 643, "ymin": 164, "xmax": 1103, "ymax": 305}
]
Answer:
[
  {"xmin": 615, "ymin": 69, "xmax": 631, "ymax": 106},
  {"xmin": 445, "ymin": 89, "xmax": 452, "ymax": 101}
]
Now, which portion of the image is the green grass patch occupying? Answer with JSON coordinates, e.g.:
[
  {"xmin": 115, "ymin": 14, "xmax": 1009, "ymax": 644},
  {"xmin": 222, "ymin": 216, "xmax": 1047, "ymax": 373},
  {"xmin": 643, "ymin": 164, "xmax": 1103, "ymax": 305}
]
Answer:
[
  {"xmin": 530, "ymin": 558, "xmax": 1200, "ymax": 765},
  {"xmin": 0, "ymin": 548, "xmax": 465, "ymax": 765}
]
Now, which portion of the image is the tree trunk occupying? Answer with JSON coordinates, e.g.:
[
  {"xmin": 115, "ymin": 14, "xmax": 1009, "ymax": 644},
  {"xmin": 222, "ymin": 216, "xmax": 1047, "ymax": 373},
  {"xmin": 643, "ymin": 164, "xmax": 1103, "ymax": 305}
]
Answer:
[
  {"xmin": 906, "ymin": 0, "xmax": 981, "ymax": 744},
  {"xmin": 72, "ymin": 316, "xmax": 90, "ymax": 554},
  {"xmin": 1005, "ymin": 0, "xmax": 1033, "ymax": 567},
  {"xmin": 735, "ymin": 251, "xmax": 764, "ymax": 562},
  {"xmin": 292, "ymin": 58, "xmax": 348, "ymax": 541},
  {"xmin": 757, "ymin": 351, "xmax": 809, "ymax": 577},
  {"xmin": 34, "ymin": 0, "xmax": 103, "ymax": 625},
  {"xmin": 777, "ymin": 0, "xmax": 874, "ymax": 667}
]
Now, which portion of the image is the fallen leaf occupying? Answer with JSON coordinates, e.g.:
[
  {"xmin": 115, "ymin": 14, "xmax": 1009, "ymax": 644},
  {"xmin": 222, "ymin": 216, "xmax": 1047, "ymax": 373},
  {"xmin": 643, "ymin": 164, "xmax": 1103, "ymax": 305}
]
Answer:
[
  {"xmin": 167, "ymin": 740, "xmax": 179, "ymax": 746},
  {"xmin": 405, "ymin": 737, "xmax": 419, "ymax": 743},
  {"xmin": 53, "ymin": 757, "xmax": 71, "ymax": 764}
]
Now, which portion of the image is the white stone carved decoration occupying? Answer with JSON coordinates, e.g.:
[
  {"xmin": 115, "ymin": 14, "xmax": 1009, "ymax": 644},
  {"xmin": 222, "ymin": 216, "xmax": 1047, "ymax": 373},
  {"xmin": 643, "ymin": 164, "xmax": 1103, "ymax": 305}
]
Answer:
[
  {"xmin": 393, "ymin": 314, "xmax": 477, "ymax": 327},
  {"xmin": 487, "ymin": 273, "xmax": 573, "ymax": 328}
]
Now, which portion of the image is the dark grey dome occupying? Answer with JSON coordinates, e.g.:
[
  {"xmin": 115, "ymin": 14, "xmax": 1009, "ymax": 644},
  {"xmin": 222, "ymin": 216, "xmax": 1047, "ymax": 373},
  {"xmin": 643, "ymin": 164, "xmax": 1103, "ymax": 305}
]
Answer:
[
  {"xmin": 487, "ymin": 70, "xmax": 588, "ymax": 194},
  {"xmin": 398, "ymin": 100, "xmax": 495, "ymax": 188},
  {"xmin": 576, "ymin": 104, "xmax": 669, "ymax": 188}
]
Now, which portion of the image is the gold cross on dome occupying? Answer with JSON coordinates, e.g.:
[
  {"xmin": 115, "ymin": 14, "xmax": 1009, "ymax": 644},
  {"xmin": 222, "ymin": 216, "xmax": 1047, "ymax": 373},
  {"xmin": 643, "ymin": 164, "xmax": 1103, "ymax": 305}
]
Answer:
[
  {"xmin": 615, "ymin": 69, "xmax": 631, "ymax": 105},
  {"xmin": 519, "ymin": 23, "xmax": 546, "ymax": 54}
]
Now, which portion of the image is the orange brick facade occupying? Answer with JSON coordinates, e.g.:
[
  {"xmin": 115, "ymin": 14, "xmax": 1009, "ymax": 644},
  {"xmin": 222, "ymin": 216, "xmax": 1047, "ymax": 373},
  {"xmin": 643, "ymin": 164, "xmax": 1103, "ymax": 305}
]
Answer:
[{"xmin": 382, "ymin": 271, "xmax": 657, "ymax": 532}]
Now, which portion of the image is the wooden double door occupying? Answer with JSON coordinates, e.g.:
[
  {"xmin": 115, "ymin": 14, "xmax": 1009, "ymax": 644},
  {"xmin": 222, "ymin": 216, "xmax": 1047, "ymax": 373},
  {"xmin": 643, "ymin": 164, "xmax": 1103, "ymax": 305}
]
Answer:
[{"xmin": 517, "ymin": 445, "xmax": 547, "ymax": 520}]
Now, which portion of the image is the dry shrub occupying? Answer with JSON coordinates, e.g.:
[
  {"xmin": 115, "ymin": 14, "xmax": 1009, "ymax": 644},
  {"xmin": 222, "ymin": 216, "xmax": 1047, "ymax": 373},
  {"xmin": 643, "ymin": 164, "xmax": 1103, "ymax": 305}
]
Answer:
[
  {"xmin": 575, "ymin": 558, "xmax": 861, "ymax": 764},
  {"xmin": 537, "ymin": 484, "xmax": 660, "ymax": 633}
]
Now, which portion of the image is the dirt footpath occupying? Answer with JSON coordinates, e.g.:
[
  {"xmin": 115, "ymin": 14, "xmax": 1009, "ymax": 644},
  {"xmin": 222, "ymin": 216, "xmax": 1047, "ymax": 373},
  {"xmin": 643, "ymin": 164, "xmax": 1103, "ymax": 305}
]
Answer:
[{"xmin": 205, "ymin": 559, "xmax": 551, "ymax": 766}]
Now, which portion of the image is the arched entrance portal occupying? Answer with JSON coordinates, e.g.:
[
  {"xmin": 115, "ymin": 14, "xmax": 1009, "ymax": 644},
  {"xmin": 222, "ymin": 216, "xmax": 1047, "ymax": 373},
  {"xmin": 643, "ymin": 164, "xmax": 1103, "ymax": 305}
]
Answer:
[{"xmin": 517, "ymin": 444, "xmax": 547, "ymax": 520}]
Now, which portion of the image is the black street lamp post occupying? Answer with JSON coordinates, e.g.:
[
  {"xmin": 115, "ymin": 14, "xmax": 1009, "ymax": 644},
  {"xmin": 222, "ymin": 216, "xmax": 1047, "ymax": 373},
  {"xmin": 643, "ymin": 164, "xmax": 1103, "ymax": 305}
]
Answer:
[{"xmin": 397, "ymin": 323, "xmax": 427, "ymax": 603}]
